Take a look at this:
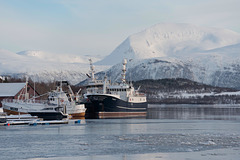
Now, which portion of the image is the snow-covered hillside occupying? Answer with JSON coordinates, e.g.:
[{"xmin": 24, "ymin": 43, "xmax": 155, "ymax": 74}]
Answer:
[
  {"xmin": 91, "ymin": 23, "xmax": 240, "ymax": 88},
  {"xmin": 96, "ymin": 23, "xmax": 240, "ymax": 65},
  {"xmin": 97, "ymin": 49, "xmax": 240, "ymax": 88},
  {"xmin": 2, "ymin": 23, "xmax": 240, "ymax": 88},
  {"xmin": 17, "ymin": 50, "xmax": 103, "ymax": 64},
  {"xmin": 0, "ymin": 49, "xmax": 108, "ymax": 85},
  {"xmin": 96, "ymin": 41, "xmax": 240, "ymax": 88}
]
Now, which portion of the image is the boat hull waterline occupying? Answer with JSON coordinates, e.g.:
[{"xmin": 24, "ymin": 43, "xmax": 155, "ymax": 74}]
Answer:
[
  {"xmin": 86, "ymin": 94, "xmax": 147, "ymax": 118},
  {"xmin": 28, "ymin": 111, "xmax": 68, "ymax": 120}
]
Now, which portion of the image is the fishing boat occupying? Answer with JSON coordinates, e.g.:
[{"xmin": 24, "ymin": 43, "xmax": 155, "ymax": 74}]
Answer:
[
  {"xmin": 2, "ymin": 80, "xmax": 86, "ymax": 120},
  {"xmin": 83, "ymin": 59, "xmax": 147, "ymax": 118},
  {"xmin": 27, "ymin": 106, "xmax": 68, "ymax": 120}
]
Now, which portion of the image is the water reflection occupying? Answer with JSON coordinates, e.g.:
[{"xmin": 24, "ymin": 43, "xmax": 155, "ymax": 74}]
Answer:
[
  {"xmin": 147, "ymin": 104, "xmax": 240, "ymax": 120},
  {"xmin": 1, "ymin": 104, "xmax": 240, "ymax": 160}
]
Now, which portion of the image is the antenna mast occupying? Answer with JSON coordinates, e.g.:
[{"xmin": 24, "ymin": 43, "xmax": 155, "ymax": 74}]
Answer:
[
  {"xmin": 122, "ymin": 59, "xmax": 127, "ymax": 84},
  {"xmin": 25, "ymin": 76, "xmax": 29, "ymax": 100},
  {"xmin": 89, "ymin": 59, "xmax": 95, "ymax": 81}
]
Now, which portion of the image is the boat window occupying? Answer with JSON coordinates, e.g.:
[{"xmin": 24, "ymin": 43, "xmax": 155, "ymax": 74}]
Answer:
[{"xmin": 43, "ymin": 108, "xmax": 53, "ymax": 110}]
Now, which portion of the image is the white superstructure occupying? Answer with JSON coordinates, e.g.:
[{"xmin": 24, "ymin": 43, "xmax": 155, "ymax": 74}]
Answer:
[
  {"xmin": 84, "ymin": 58, "xmax": 146, "ymax": 103},
  {"xmin": 2, "ymin": 81, "xmax": 86, "ymax": 117}
]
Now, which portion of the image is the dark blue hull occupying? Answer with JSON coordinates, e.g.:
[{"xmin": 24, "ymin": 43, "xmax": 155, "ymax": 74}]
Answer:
[
  {"xmin": 85, "ymin": 95, "xmax": 147, "ymax": 118},
  {"xmin": 28, "ymin": 112, "xmax": 68, "ymax": 120}
]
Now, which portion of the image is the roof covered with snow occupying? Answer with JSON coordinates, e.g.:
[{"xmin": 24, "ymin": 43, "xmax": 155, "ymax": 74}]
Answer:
[{"xmin": 0, "ymin": 83, "xmax": 26, "ymax": 97}]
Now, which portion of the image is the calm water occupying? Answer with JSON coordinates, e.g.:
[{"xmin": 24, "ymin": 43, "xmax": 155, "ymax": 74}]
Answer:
[{"xmin": 0, "ymin": 104, "xmax": 240, "ymax": 160}]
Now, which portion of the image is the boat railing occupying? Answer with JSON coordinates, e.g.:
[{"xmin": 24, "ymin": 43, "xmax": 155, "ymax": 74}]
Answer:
[
  {"xmin": 2, "ymin": 98, "xmax": 48, "ymax": 104},
  {"xmin": 87, "ymin": 88, "xmax": 103, "ymax": 94},
  {"xmin": 136, "ymin": 93, "xmax": 146, "ymax": 96},
  {"xmin": 128, "ymin": 93, "xmax": 146, "ymax": 98}
]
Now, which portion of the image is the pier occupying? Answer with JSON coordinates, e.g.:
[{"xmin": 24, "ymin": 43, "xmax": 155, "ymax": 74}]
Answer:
[{"xmin": 1, "ymin": 119, "xmax": 82, "ymax": 126}]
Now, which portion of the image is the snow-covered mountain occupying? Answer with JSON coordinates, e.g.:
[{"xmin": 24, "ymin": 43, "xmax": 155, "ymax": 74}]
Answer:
[
  {"xmin": 0, "ymin": 49, "xmax": 108, "ymax": 85},
  {"xmin": 94, "ymin": 23, "xmax": 240, "ymax": 88},
  {"xmin": 2, "ymin": 23, "xmax": 240, "ymax": 88},
  {"xmin": 17, "ymin": 50, "xmax": 103, "ymax": 64},
  {"xmin": 96, "ymin": 42, "xmax": 240, "ymax": 88},
  {"xmin": 99, "ymin": 52, "xmax": 240, "ymax": 88},
  {"xmin": 17, "ymin": 50, "xmax": 86, "ymax": 63},
  {"xmin": 96, "ymin": 23, "xmax": 240, "ymax": 65}
]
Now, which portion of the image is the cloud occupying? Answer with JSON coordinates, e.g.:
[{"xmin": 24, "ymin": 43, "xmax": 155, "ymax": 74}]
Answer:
[{"xmin": 170, "ymin": 0, "xmax": 240, "ymax": 31}]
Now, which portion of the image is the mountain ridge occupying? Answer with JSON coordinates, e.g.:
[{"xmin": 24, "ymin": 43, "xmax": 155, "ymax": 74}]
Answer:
[
  {"xmin": 2, "ymin": 23, "xmax": 240, "ymax": 87},
  {"xmin": 96, "ymin": 23, "xmax": 240, "ymax": 65},
  {"xmin": 0, "ymin": 49, "xmax": 109, "ymax": 85}
]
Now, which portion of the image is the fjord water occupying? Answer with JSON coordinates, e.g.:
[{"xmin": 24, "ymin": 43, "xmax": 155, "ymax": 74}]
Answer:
[{"xmin": 0, "ymin": 104, "xmax": 240, "ymax": 160}]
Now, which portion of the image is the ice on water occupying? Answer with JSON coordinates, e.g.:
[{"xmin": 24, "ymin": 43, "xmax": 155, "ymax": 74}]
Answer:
[{"xmin": 1, "ymin": 105, "xmax": 240, "ymax": 160}]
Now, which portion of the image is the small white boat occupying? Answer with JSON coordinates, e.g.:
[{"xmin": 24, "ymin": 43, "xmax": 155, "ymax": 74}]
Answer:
[{"xmin": 6, "ymin": 114, "xmax": 38, "ymax": 120}]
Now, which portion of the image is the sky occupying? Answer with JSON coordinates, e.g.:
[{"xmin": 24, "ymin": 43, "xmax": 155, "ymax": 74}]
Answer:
[{"xmin": 0, "ymin": 0, "xmax": 239, "ymax": 57}]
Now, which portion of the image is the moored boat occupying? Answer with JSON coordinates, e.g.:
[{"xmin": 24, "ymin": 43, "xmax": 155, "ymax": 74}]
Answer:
[
  {"xmin": 2, "ymin": 80, "xmax": 86, "ymax": 120},
  {"xmin": 83, "ymin": 59, "xmax": 147, "ymax": 118},
  {"xmin": 27, "ymin": 106, "xmax": 68, "ymax": 120}
]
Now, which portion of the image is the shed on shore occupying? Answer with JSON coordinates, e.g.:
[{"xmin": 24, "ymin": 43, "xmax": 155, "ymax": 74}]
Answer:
[{"xmin": 0, "ymin": 83, "xmax": 39, "ymax": 107}]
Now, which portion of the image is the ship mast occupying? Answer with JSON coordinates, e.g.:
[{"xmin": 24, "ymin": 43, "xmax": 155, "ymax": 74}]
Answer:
[
  {"xmin": 122, "ymin": 59, "xmax": 127, "ymax": 84},
  {"xmin": 24, "ymin": 76, "xmax": 29, "ymax": 100},
  {"xmin": 89, "ymin": 59, "xmax": 95, "ymax": 82}
]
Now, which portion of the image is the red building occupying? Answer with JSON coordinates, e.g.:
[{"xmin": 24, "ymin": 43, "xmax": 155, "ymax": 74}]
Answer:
[{"xmin": 0, "ymin": 83, "xmax": 39, "ymax": 107}]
